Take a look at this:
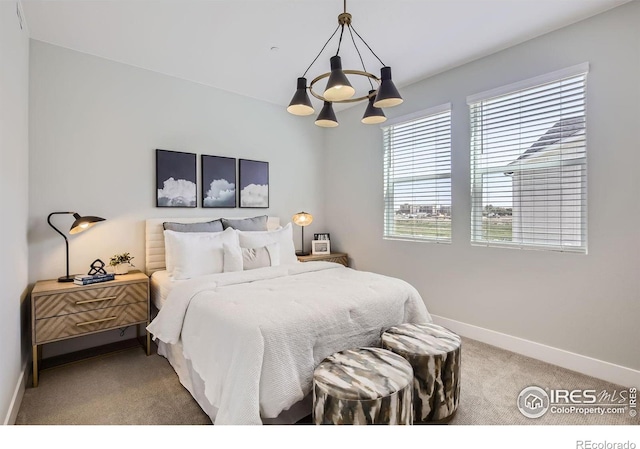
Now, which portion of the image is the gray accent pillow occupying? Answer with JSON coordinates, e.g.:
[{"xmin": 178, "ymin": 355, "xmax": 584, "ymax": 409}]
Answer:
[
  {"xmin": 221, "ymin": 215, "xmax": 268, "ymax": 231},
  {"xmin": 162, "ymin": 219, "xmax": 224, "ymax": 233},
  {"xmin": 241, "ymin": 243, "xmax": 279, "ymax": 270}
]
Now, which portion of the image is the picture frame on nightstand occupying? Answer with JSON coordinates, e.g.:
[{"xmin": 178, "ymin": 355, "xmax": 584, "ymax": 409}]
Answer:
[{"xmin": 311, "ymin": 240, "xmax": 330, "ymax": 255}]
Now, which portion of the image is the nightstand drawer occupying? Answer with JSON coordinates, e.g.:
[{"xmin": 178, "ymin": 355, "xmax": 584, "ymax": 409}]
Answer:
[
  {"xmin": 34, "ymin": 282, "xmax": 148, "ymax": 319},
  {"xmin": 35, "ymin": 301, "xmax": 148, "ymax": 344}
]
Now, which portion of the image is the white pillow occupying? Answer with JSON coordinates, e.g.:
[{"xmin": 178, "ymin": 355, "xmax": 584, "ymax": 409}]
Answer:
[
  {"xmin": 163, "ymin": 227, "xmax": 240, "ymax": 280},
  {"xmin": 223, "ymin": 243, "xmax": 243, "ymax": 273},
  {"xmin": 236, "ymin": 222, "xmax": 298, "ymax": 265}
]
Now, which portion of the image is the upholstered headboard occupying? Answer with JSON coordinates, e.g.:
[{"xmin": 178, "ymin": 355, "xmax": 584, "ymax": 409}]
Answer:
[{"xmin": 145, "ymin": 216, "xmax": 281, "ymax": 275}]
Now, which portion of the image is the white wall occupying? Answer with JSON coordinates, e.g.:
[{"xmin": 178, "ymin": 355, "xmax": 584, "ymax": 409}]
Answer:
[
  {"xmin": 28, "ymin": 41, "xmax": 326, "ymax": 356},
  {"xmin": 0, "ymin": 2, "xmax": 29, "ymax": 423},
  {"xmin": 324, "ymin": 2, "xmax": 640, "ymax": 370}
]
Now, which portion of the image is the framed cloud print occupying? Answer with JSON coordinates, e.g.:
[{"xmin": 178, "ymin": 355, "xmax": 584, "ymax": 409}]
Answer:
[
  {"xmin": 201, "ymin": 155, "xmax": 236, "ymax": 208},
  {"xmin": 239, "ymin": 159, "xmax": 269, "ymax": 208},
  {"xmin": 156, "ymin": 149, "xmax": 197, "ymax": 207}
]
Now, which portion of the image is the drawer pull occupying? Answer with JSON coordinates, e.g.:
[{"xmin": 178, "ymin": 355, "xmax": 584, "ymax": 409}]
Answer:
[
  {"xmin": 75, "ymin": 296, "xmax": 117, "ymax": 305},
  {"xmin": 76, "ymin": 316, "xmax": 117, "ymax": 327}
]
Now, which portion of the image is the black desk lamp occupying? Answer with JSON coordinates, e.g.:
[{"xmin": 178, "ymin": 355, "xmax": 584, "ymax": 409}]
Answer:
[
  {"xmin": 292, "ymin": 211, "xmax": 313, "ymax": 256},
  {"xmin": 47, "ymin": 212, "xmax": 106, "ymax": 282}
]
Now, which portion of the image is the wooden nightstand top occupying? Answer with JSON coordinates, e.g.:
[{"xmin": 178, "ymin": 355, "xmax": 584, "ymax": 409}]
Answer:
[
  {"xmin": 32, "ymin": 271, "xmax": 148, "ymax": 296},
  {"xmin": 297, "ymin": 252, "xmax": 348, "ymax": 267},
  {"xmin": 297, "ymin": 252, "xmax": 347, "ymax": 262}
]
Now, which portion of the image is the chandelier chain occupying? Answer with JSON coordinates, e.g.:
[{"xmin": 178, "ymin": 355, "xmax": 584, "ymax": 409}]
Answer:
[
  {"xmin": 335, "ymin": 24, "xmax": 346, "ymax": 57},
  {"xmin": 350, "ymin": 24, "xmax": 386, "ymax": 67},
  {"xmin": 347, "ymin": 25, "xmax": 374, "ymax": 91},
  {"xmin": 303, "ymin": 24, "xmax": 341, "ymax": 78}
]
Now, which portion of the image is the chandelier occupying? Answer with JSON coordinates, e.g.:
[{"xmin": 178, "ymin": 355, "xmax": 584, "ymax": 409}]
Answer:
[{"xmin": 286, "ymin": 0, "xmax": 403, "ymax": 127}]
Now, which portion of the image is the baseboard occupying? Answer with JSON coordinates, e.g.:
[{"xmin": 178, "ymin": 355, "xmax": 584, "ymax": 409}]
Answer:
[
  {"xmin": 40, "ymin": 338, "xmax": 142, "ymax": 370},
  {"xmin": 3, "ymin": 362, "xmax": 28, "ymax": 425},
  {"xmin": 430, "ymin": 314, "xmax": 640, "ymax": 388}
]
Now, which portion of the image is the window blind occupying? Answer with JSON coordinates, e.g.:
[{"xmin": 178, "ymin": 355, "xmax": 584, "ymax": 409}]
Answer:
[
  {"xmin": 468, "ymin": 64, "xmax": 588, "ymax": 253},
  {"xmin": 383, "ymin": 104, "xmax": 452, "ymax": 242}
]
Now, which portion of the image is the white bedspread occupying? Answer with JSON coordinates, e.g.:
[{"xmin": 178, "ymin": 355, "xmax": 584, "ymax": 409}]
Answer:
[{"xmin": 147, "ymin": 262, "xmax": 431, "ymax": 425}]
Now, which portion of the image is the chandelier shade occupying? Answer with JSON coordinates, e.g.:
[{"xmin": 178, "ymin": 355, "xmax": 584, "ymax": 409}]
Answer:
[
  {"xmin": 286, "ymin": 0, "xmax": 403, "ymax": 127},
  {"xmin": 324, "ymin": 56, "xmax": 356, "ymax": 102},
  {"xmin": 362, "ymin": 90, "xmax": 387, "ymax": 124},
  {"xmin": 315, "ymin": 102, "xmax": 339, "ymax": 128},
  {"xmin": 287, "ymin": 77, "xmax": 315, "ymax": 116},
  {"xmin": 373, "ymin": 66, "xmax": 404, "ymax": 108}
]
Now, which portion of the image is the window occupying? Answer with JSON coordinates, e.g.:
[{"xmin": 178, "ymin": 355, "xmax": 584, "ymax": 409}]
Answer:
[
  {"xmin": 468, "ymin": 63, "xmax": 588, "ymax": 253},
  {"xmin": 383, "ymin": 104, "xmax": 452, "ymax": 242}
]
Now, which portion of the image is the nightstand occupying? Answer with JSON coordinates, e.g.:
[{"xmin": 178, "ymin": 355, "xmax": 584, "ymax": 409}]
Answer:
[
  {"xmin": 30, "ymin": 271, "xmax": 150, "ymax": 387},
  {"xmin": 297, "ymin": 252, "xmax": 348, "ymax": 267}
]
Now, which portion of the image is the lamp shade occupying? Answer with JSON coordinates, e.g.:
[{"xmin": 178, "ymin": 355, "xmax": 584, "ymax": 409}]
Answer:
[
  {"xmin": 362, "ymin": 90, "xmax": 387, "ymax": 124},
  {"xmin": 323, "ymin": 56, "xmax": 356, "ymax": 102},
  {"xmin": 48, "ymin": 211, "xmax": 106, "ymax": 283},
  {"xmin": 373, "ymin": 66, "xmax": 403, "ymax": 108},
  {"xmin": 69, "ymin": 213, "xmax": 106, "ymax": 234},
  {"xmin": 287, "ymin": 77, "xmax": 315, "ymax": 116},
  {"xmin": 315, "ymin": 102, "xmax": 339, "ymax": 128},
  {"xmin": 292, "ymin": 212, "xmax": 313, "ymax": 226}
]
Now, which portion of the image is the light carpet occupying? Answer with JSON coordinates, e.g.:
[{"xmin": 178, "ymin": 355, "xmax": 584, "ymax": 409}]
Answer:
[{"xmin": 15, "ymin": 338, "xmax": 638, "ymax": 425}]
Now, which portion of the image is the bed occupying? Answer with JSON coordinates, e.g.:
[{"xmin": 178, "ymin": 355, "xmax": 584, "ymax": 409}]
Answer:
[{"xmin": 145, "ymin": 217, "xmax": 431, "ymax": 425}]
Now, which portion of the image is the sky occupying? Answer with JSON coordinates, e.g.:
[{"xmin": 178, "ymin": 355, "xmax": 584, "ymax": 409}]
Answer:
[
  {"xmin": 156, "ymin": 149, "xmax": 196, "ymax": 188},
  {"xmin": 240, "ymin": 159, "xmax": 269, "ymax": 189}
]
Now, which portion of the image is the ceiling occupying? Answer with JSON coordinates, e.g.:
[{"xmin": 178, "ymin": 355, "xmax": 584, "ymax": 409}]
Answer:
[{"xmin": 21, "ymin": 0, "xmax": 630, "ymax": 110}]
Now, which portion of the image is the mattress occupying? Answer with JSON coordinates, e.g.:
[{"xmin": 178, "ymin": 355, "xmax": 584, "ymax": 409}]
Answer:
[{"xmin": 150, "ymin": 270, "xmax": 179, "ymax": 310}]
